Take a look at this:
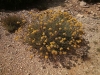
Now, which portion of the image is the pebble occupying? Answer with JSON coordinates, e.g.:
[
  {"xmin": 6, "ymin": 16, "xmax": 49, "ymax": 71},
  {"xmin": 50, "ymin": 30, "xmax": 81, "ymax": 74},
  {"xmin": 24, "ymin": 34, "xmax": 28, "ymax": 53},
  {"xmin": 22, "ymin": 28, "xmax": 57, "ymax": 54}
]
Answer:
[
  {"xmin": 80, "ymin": 1, "xmax": 86, "ymax": 6},
  {"xmin": 77, "ymin": 14, "xmax": 84, "ymax": 18},
  {"xmin": 96, "ymin": 7, "xmax": 100, "ymax": 11},
  {"xmin": 7, "ymin": 44, "xmax": 12, "ymax": 47},
  {"xmin": 97, "ymin": 5, "xmax": 100, "ymax": 8},
  {"xmin": 65, "ymin": 0, "xmax": 68, "ymax": 3},
  {"xmin": 80, "ymin": 1, "xmax": 89, "ymax": 8},
  {"xmin": 90, "ymin": 66, "xmax": 95, "ymax": 68}
]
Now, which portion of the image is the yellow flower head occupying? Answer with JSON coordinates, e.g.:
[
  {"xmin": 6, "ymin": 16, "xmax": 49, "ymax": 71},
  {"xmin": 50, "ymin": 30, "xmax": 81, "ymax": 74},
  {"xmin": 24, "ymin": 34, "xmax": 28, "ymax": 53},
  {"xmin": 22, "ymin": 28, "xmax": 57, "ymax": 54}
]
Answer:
[
  {"xmin": 47, "ymin": 46, "xmax": 51, "ymax": 50},
  {"xmin": 17, "ymin": 21, "xmax": 20, "ymax": 24},
  {"xmin": 55, "ymin": 38, "xmax": 58, "ymax": 40},
  {"xmin": 76, "ymin": 40, "xmax": 81, "ymax": 43},
  {"xmin": 73, "ymin": 45, "xmax": 76, "ymax": 48},
  {"xmin": 41, "ymin": 36, "xmax": 45, "ymax": 40},
  {"xmin": 43, "ymin": 27, "xmax": 46, "ymax": 29},
  {"xmin": 43, "ymin": 42, "xmax": 46, "ymax": 45},
  {"xmin": 45, "ymin": 55, "xmax": 48, "ymax": 59},
  {"xmin": 67, "ymin": 47, "xmax": 70, "ymax": 50},
  {"xmin": 62, "ymin": 38, "xmax": 66, "ymax": 40},
  {"xmin": 59, "ymin": 51, "xmax": 62, "ymax": 55},
  {"xmin": 50, "ymin": 44, "xmax": 54, "ymax": 48},
  {"xmin": 59, "ymin": 23, "xmax": 62, "ymax": 25},
  {"xmin": 60, "ymin": 47, "xmax": 63, "ymax": 50},
  {"xmin": 44, "ymin": 23, "xmax": 47, "ymax": 25},
  {"xmin": 32, "ymin": 39, "xmax": 35, "ymax": 43},
  {"xmin": 40, "ymin": 22, "xmax": 43, "ymax": 25},
  {"xmin": 63, "ymin": 52, "xmax": 67, "ymax": 55},
  {"xmin": 59, "ymin": 28, "xmax": 62, "ymax": 30},
  {"xmin": 49, "ymin": 32, "xmax": 53, "ymax": 36},
  {"xmin": 22, "ymin": 20, "xmax": 26, "ymax": 23},
  {"xmin": 52, "ymin": 50, "xmax": 57, "ymax": 55},
  {"xmin": 40, "ymin": 47, "xmax": 43, "ymax": 50},
  {"xmin": 42, "ymin": 32, "xmax": 45, "ymax": 35},
  {"xmin": 60, "ymin": 40, "xmax": 64, "ymax": 43},
  {"xmin": 27, "ymin": 46, "xmax": 32, "ymax": 51},
  {"xmin": 46, "ymin": 52, "xmax": 48, "ymax": 55},
  {"xmin": 63, "ymin": 12, "xmax": 68, "ymax": 15},
  {"xmin": 58, "ymin": 37, "xmax": 61, "ymax": 39},
  {"xmin": 50, "ymin": 41, "xmax": 55, "ymax": 45},
  {"xmin": 44, "ymin": 39, "xmax": 47, "ymax": 42},
  {"xmin": 54, "ymin": 31, "xmax": 57, "ymax": 34},
  {"xmin": 48, "ymin": 28, "xmax": 52, "ymax": 30},
  {"xmin": 64, "ymin": 27, "xmax": 67, "ymax": 30},
  {"xmin": 61, "ymin": 19, "xmax": 64, "ymax": 22},
  {"xmin": 63, "ymin": 33, "xmax": 66, "ymax": 36}
]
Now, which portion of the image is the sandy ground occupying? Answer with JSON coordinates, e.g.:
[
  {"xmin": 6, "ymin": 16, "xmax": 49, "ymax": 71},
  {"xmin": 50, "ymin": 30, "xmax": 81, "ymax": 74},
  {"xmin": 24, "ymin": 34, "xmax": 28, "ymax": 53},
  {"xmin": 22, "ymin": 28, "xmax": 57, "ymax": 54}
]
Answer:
[{"xmin": 0, "ymin": 0, "xmax": 100, "ymax": 75}]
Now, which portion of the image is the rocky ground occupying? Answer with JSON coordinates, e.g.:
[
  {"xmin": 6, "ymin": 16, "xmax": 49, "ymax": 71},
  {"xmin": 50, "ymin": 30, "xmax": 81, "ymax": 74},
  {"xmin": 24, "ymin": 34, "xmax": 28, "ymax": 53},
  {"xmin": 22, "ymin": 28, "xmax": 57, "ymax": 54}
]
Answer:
[{"xmin": 0, "ymin": 0, "xmax": 100, "ymax": 75}]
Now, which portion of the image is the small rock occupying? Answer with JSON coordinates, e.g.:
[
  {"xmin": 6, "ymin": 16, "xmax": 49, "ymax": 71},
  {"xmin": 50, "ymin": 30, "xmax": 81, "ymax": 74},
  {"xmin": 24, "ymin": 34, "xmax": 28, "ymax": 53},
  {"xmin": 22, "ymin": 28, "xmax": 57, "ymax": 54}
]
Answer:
[
  {"xmin": 77, "ymin": 14, "xmax": 84, "ymax": 18},
  {"xmin": 80, "ymin": 1, "xmax": 89, "ymax": 8},
  {"xmin": 22, "ymin": 10, "xmax": 26, "ymax": 13},
  {"xmin": 97, "ymin": 5, "xmax": 100, "ymax": 8},
  {"xmin": 83, "ymin": 5, "xmax": 89, "ymax": 8},
  {"xmin": 69, "ymin": 4, "xmax": 73, "ymax": 7},
  {"xmin": 5, "ymin": 31, "xmax": 10, "ymax": 36},
  {"xmin": 65, "ymin": 0, "xmax": 68, "ymax": 3},
  {"xmin": 80, "ymin": 1, "xmax": 86, "ymax": 6},
  {"xmin": 90, "ymin": 66, "xmax": 95, "ymax": 68},
  {"xmin": 66, "ymin": 72, "xmax": 68, "ymax": 75},
  {"xmin": 7, "ymin": 44, "xmax": 12, "ymax": 47},
  {"xmin": 96, "ymin": 7, "xmax": 100, "ymax": 11},
  {"xmin": 91, "ymin": 11, "xmax": 97, "ymax": 16}
]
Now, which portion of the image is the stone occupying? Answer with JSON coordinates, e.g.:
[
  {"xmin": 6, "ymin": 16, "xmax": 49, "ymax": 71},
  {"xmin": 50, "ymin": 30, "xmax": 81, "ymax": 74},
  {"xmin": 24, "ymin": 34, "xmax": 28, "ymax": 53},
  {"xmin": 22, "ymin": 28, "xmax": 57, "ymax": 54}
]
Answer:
[
  {"xmin": 65, "ymin": 0, "xmax": 68, "ymax": 3},
  {"xmin": 7, "ymin": 44, "xmax": 12, "ymax": 47},
  {"xmin": 97, "ymin": 5, "xmax": 100, "ymax": 8},
  {"xmin": 80, "ymin": 1, "xmax": 87, "ymax": 6},
  {"xmin": 80, "ymin": 1, "xmax": 89, "ymax": 8},
  {"xmin": 77, "ymin": 14, "xmax": 84, "ymax": 18},
  {"xmin": 96, "ymin": 7, "xmax": 100, "ymax": 11}
]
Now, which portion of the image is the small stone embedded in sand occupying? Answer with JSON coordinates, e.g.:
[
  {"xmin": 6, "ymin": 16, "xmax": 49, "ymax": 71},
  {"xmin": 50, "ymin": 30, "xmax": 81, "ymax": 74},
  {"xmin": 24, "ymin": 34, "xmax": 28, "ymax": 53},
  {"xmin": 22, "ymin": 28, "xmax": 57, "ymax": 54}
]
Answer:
[
  {"xmin": 77, "ymin": 14, "xmax": 84, "ymax": 18},
  {"xmin": 80, "ymin": 1, "xmax": 86, "ymax": 6},
  {"xmin": 80, "ymin": 1, "xmax": 89, "ymax": 8}
]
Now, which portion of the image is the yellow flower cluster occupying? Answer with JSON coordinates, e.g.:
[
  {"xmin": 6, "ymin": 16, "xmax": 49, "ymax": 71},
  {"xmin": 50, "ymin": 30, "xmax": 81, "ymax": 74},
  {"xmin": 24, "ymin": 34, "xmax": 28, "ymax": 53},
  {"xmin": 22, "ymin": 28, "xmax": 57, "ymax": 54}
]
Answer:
[
  {"xmin": 25, "ymin": 9, "xmax": 84, "ymax": 59},
  {"xmin": 31, "ymin": 30, "xmax": 39, "ymax": 34}
]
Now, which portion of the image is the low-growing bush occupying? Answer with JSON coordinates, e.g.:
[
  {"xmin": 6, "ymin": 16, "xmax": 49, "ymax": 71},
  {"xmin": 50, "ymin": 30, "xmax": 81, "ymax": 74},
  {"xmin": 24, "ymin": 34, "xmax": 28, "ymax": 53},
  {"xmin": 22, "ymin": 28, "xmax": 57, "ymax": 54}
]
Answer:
[
  {"xmin": 2, "ymin": 15, "xmax": 25, "ymax": 33},
  {"xmin": 25, "ymin": 10, "xmax": 84, "ymax": 59},
  {"xmin": 0, "ymin": 0, "xmax": 49, "ymax": 10},
  {"xmin": 80, "ymin": 0, "xmax": 100, "ymax": 3}
]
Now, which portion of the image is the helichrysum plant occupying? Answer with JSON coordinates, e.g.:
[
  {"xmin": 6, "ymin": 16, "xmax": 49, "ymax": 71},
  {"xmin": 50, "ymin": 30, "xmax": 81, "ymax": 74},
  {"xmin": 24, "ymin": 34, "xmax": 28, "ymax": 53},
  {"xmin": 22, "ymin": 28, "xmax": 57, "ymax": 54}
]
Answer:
[
  {"xmin": 25, "ymin": 10, "xmax": 84, "ymax": 59},
  {"xmin": 2, "ymin": 15, "xmax": 24, "ymax": 33}
]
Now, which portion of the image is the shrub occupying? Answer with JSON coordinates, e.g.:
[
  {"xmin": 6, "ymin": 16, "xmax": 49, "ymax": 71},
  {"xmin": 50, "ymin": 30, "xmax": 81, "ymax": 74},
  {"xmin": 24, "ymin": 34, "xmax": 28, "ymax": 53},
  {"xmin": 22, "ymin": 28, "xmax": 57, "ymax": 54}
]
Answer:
[
  {"xmin": 0, "ymin": 0, "xmax": 49, "ymax": 10},
  {"xmin": 25, "ymin": 10, "xmax": 84, "ymax": 59},
  {"xmin": 2, "ymin": 15, "xmax": 24, "ymax": 33},
  {"xmin": 80, "ymin": 0, "xmax": 100, "ymax": 3}
]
